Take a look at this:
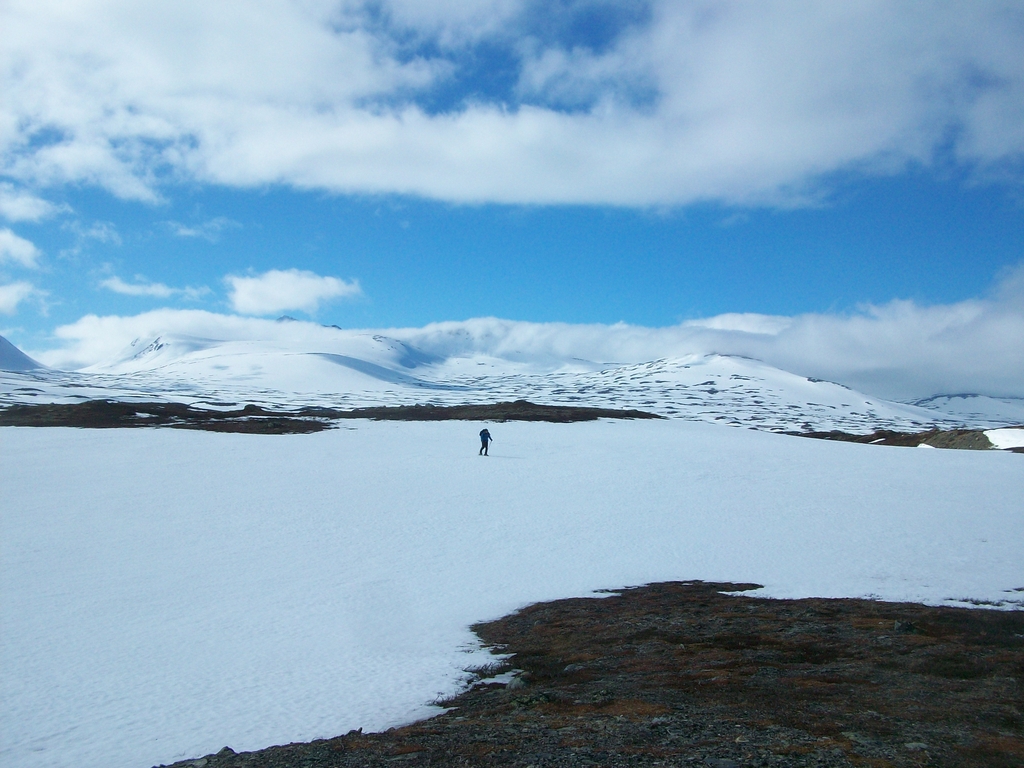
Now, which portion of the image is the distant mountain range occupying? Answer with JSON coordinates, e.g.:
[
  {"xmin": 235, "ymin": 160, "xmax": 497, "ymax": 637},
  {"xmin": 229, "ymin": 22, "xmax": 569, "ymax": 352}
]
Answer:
[{"xmin": 2, "ymin": 332, "xmax": 1021, "ymax": 431}]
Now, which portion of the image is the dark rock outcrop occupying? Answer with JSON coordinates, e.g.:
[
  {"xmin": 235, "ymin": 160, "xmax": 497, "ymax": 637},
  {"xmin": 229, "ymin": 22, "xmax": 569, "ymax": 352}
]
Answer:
[{"xmin": 0, "ymin": 399, "xmax": 662, "ymax": 433}]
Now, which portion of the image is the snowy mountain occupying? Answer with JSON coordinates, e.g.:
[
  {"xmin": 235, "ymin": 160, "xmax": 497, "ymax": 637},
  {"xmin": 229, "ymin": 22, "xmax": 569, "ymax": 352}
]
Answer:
[
  {"xmin": 911, "ymin": 393, "xmax": 1024, "ymax": 426},
  {"xmin": 1, "ymin": 328, "xmax": 1019, "ymax": 430},
  {"xmin": 0, "ymin": 335, "xmax": 44, "ymax": 372}
]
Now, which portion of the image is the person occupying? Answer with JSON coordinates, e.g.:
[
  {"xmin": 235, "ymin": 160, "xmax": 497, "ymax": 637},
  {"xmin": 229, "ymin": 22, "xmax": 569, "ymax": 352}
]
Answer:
[{"xmin": 479, "ymin": 428, "xmax": 493, "ymax": 456}]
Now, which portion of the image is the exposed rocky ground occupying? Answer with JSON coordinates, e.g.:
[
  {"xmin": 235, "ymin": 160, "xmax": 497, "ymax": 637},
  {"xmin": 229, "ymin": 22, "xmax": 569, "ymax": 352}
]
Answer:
[
  {"xmin": 790, "ymin": 428, "xmax": 1015, "ymax": 451},
  {"xmin": 0, "ymin": 399, "xmax": 662, "ymax": 433},
  {"xmin": 159, "ymin": 582, "xmax": 1024, "ymax": 768},
  {"xmin": 334, "ymin": 401, "xmax": 663, "ymax": 423},
  {"xmin": 3, "ymin": 401, "xmax": 1020, "ymax": 454}
]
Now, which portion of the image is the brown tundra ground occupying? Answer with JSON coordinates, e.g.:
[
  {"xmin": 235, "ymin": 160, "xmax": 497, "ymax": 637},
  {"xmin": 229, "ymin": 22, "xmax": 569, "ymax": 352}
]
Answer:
[{"xmin": 162, "ymin": 581, "xmax": 1024, "ymax": 768}]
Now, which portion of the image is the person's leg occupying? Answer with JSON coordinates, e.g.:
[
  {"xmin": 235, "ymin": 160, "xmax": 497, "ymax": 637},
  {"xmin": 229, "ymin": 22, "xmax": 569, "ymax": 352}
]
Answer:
[
  {"xmin": 479, "ymin": 442, "xmax": 485, "ymax": 455},
  {"xmin": 483, "ymin": 441, "xmax": 488, "ymax": 456}
]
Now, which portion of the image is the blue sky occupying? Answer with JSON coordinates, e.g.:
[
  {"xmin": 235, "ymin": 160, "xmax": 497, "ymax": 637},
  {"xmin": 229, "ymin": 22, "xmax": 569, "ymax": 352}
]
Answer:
[
  {"xmin": 1, "ymin": 1, "xmax": 1023, "ymax": 389},
  {"xmin": 14, "ymin": 169, "xmax": 1024, "ymax": 331}
]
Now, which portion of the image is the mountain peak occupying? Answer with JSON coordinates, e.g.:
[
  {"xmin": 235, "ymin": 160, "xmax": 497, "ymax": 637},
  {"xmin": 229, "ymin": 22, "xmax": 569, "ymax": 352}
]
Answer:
[{"xmin": 0, "ymin": 335, "xmax": 44, "ymax": 372}]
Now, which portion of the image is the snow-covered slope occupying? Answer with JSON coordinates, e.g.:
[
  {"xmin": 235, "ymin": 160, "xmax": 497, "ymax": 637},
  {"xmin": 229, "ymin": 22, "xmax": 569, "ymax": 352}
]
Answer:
[
  {"xmin": 2, "ymin": 421, "xmax": 1022, "ymax": 768},
  {"xmin": 0, "ymin": 329, "xmax": 1003, "ymax": 431},
  {"xmin": 912, "ymin": 394, "xmax": 1024, "ymax": 427},
  {"xmin": 0, "ymin": 335, "xmax": 43, "ymax": 372}
]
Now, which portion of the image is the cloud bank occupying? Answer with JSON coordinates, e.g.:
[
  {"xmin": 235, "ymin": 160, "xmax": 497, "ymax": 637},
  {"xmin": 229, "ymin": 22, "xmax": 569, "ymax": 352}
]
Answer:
[
  {"xmin": 0, "ymin": 281, "xmax": 38, "ymax": 315},
  {"xmin": 0, "ymin": 228, "xmax": 41, "ymax": 268},
  {"xmin": 225, "ymin": 269, "xmax": 362, "ymax": 315},
  {"xmin": 37, "ymin": 265, "xmax": 1024, "ymax": 400},
  {"xmin": 0, "ymin": 183, "xmax": 61, "ymax": 222},
  {"xmin": 2, "ymin": 1, "xmax": 1022, "ymax": 206},
  {"xmin": 0, "ymin": 227, "xmax": 40, "ymax": 314}
]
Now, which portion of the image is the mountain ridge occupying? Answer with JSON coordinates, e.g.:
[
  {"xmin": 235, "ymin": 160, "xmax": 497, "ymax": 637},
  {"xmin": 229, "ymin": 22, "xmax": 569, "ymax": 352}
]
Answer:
[
  {"xmin": 0, "ymin": 335, "xmax": 44, "ymax": 372},
  {"xmin": 2, "ymin": 332, "xmax": 1021, "ymax": 432}
]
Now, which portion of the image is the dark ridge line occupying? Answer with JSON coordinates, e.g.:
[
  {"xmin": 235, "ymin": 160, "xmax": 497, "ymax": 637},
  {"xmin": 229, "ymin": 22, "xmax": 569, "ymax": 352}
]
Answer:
[
  {"xmin": 0, "ymin": 399, "xmax": 664, "ymax": 433},
  {"xmin": 333, "ymin": 401, "xmax": 664, "ymax": 423},
  {"xmin": 788, "ymin": 427, "xmax": 1024, "ymax": 452}
]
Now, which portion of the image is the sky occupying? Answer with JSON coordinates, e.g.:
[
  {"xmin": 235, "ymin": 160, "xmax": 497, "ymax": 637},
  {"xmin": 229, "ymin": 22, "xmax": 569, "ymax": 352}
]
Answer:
[{"xmin": 1, "ymin": 1, "xmax": 1023, "ymax": 394}]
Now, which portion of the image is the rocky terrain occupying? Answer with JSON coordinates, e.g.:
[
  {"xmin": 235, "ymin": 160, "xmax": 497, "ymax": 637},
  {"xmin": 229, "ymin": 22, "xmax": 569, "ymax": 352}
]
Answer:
[
  {"xmin": 159, "ymin": 581, "xmax": 1024, "ymax": 768},
  {"xmin": 0, "ymin": 399, "xmax": 662, "ymax": 433},
  {"xmin": 4, "ymin": 401, "xmax": 1020, "ymax": 456},
  {"xmin": 792, "ymin": 427, "xmax": 1024, "ymax": 453}
]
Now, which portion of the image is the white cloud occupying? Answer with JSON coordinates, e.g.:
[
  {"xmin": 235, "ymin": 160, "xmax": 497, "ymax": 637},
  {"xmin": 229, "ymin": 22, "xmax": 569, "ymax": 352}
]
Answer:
[
  {"xmin": 35, "ymin": 264, "xmax": 1024, "ymax": 399},
  {"xmin": 683, "ymin": 313, "xmax": 793, "ymax": 335},
  {"xmin": 100, "ymin": 276, "xmax": 174, "ymax": 298},
  {"xmin": 1, "ymin": 2, "xmax": 1021, "ymax": 206},
  {"xmin": 37, "ymin": 308, "xmax": 341, "ymax": 369},
  {"xmin": 0, "ymin": 228, "xmax": 41, "ymax": 268},
  {"xmin": 0, "ymin": 183, "xmax": 62, "ymax": 222},
  {"xmin": 100, "ymin": 275, "xmax": 209, "ymax": 301},
  {"xmin": 226, "ymin": 269, "xmax": 362, "ymax": 315},
  {"xmin": 57, "ymin": 220, "xmax": 122, "ymax": 258},
  {"xmin": 396, "ymin": 268, "xmax": 1024, "ymax": 399},
  {"xmin": 80, "ymin": 221, "xmax": 121, "ymax": 244},
  {"xmin": 0, "ymin": 281, "xmax": 38, "ymax": 314},
  {"xmin": 64, "ymin": 220, "xmax": 121, "ymax": 245},
  {"xmin": 166, "ymin": 217, "xmax": 240, "ymax": 241},
  {"xmin": 374, "ymin": 0, "xmax": 524, "ymax": 47}
]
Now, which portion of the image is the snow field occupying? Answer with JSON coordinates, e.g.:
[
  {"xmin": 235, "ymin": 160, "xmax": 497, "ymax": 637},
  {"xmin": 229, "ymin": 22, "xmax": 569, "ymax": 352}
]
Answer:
[
  {"xmin": 2, "ymin": 419, "xmax": 1022, "ymax": 768},
  {"xmin": 986, "ymin": 426, "xmax": 1024, "ymax": 450}
]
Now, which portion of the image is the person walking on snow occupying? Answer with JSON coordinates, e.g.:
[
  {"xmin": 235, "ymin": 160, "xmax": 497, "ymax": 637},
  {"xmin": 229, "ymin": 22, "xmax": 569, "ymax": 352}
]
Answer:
[{"xmin": 479, "ymin": 428, "xmax": 493, "ymax": 456}]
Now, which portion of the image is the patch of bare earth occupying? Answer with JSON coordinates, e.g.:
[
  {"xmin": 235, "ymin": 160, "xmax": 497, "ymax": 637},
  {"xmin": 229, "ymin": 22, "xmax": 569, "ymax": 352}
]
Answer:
[
  {"xmin": 793, "ymin": 427, "xmax": 1024, "ymax": 453},
  {"xmin": 161, "ymin": 581, "xmax": 1024, "ymax": 768},
  {"xmin": 0, "ymin": 399, "xmax": 661, "ymax": 433}
]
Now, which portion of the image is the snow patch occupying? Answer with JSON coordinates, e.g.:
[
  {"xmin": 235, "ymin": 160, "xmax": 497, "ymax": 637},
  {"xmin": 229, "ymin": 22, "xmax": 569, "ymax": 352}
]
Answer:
[
  {"xmin": 985, "ymin": 427, "xmax": 1024, "ymax": 450},
  {"xmin": 2, "ymin": 421, "xmax": 1021, "ymax": 768}
]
